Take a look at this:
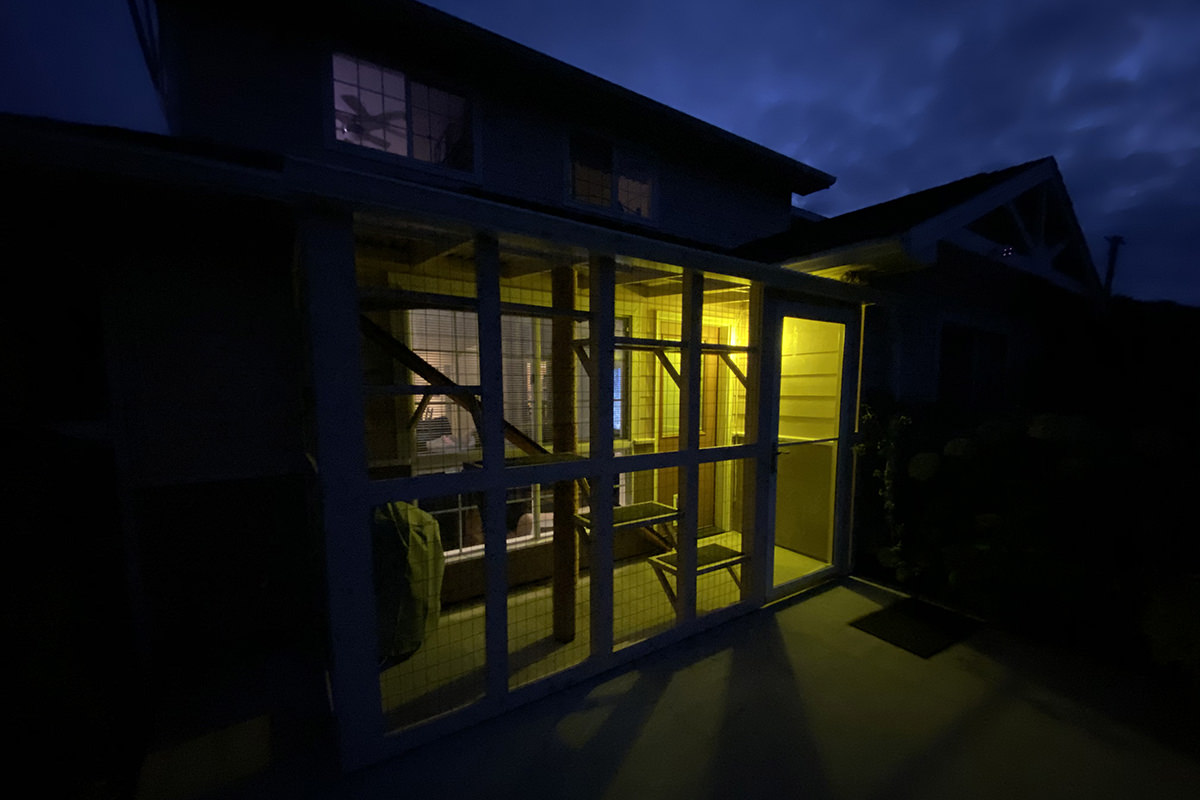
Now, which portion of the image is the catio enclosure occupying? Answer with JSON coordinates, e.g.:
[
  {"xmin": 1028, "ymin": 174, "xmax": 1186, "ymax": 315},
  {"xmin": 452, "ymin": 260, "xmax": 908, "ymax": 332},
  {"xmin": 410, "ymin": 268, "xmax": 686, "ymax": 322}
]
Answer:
[{"xmin": 323, "ymin": 214, "xmax": 857, "ymax": 739}]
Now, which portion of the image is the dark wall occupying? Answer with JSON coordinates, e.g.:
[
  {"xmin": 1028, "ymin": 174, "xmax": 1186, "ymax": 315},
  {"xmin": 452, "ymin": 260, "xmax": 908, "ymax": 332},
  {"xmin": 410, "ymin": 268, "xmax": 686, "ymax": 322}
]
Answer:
[
  {"xmin": 864, "ymin": 244, "xmax": 1101, "ymax": 414},
  {"xmin": 156, "ymin": 2, "xmax": 797, "ymax": 249},
  {"xmin": 106, "ymin": 193, "xmax": 306, "ymax": 485},
  {"xmin": 4, "ymin": 169, "xmax": 327, "ymax": 788}
]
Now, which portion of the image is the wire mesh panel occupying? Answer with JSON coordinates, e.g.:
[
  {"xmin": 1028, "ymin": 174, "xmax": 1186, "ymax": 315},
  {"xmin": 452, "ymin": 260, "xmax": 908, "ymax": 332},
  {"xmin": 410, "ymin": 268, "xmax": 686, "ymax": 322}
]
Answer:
[
  {"xmin": 700, "ymin": 272, "xmax": 753, "ymax": 449},
  {"xmin": 497, "ymin": 234, "xmax": 589, "ymax": 313},
  {"xmin": 613, "ymin": 258, "xmax": 684, "ymax": 456},
  {"xmin": 376, "ymin": 493, "xmax": 486, "ymax": 730},
  {"xmin": 610, "ymin": 466, "xmax": 681, "ymax": 648},
  {"xmin": 505, "ymin": 479, "xmax": 592, "ymax": 688},
  {"xmin": 361, "ymin": 308, "xmax": 482, "ymax": 478},
  {"xmin": 497, "ymin": 235, "xmax": 592, "ymax": 464},
  {"xmin": 499, "ymin": 314, "xmax": 590, "ymax": 462},
  {"xmin": 357, "ymin": 221, "xmax": 483, "ymax": 478},
  {"xmin": 694, "ymin": 457, "xmax": 752, "ymax": 616},
  {"xmin": 357, "ymin": 220, "xmax": 477, "ymax": 299}
]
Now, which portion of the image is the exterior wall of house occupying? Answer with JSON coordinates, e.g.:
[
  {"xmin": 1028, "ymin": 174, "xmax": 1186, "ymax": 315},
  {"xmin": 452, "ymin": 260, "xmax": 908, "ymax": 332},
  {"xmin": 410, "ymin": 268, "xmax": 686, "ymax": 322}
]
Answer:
[
  {"xmin": 862, "ymin": 243, "xmax": 1098, "ymax": 413},
  {"xmin": 155, "ymin": 3, "xmax": 796, "ymax": 251},
  {"xmin": 5, "ymin": 169, "xmax": 330, "ymax": 796},
  {"xmin": 107, "ymin": 191, "xmax": 329, "ymax": 790}
]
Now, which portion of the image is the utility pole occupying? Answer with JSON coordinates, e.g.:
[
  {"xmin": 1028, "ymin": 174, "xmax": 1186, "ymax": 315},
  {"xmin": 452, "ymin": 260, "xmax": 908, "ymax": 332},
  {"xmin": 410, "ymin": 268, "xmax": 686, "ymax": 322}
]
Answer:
[{"xmin": 1104, "ymin": 235, "xmax": 1125, "ymax": 296}]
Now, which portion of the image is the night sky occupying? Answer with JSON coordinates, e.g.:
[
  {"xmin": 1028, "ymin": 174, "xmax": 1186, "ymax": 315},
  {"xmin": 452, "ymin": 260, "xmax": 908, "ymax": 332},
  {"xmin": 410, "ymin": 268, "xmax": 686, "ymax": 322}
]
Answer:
[
  {"xmin": 424, "ymin": 0, "xmax": 1200, "ymax": 306},
  {"xmin": 3, "ymin": 0, "xmax": 1196, "ymax": 304}
]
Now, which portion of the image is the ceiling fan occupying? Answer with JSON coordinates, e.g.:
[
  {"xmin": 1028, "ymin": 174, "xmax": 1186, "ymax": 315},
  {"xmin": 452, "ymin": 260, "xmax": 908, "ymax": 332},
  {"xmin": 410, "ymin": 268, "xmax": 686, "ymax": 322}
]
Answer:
[{"xmin": 336, "ymin": 94, "xmax": 405, "ymax": 149}]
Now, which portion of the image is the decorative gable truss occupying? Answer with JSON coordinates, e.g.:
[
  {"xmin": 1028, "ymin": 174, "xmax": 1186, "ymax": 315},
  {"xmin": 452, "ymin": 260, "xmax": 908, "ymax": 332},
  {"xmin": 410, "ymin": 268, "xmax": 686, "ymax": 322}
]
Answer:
[{"xmin": 907, "ymin": 160, "xmax": 1100, "ymax": 295}]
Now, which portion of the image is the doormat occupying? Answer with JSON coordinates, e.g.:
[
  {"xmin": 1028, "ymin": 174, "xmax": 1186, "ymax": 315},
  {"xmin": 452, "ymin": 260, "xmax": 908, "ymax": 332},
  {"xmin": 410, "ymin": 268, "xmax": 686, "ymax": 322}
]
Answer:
[{"xmin": 850, "ymin": 597, "xmax": 980, "ymax": 658}]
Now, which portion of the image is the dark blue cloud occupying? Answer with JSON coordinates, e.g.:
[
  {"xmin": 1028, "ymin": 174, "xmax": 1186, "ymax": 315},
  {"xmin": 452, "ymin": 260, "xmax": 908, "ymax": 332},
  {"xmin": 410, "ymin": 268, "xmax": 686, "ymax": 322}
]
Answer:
[
  {"xmin": 428, "ymin": 0, "xmax": 1200, "ymax": 304},
  {"xmin": 0, "ymin": 0, "xmax": 165, "ymax": 132}
]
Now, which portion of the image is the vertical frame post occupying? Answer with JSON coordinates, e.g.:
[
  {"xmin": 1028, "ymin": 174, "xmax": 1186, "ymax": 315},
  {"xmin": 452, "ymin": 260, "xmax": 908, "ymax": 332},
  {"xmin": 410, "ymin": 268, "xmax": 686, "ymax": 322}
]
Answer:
[
  {"xmin": 300, "ymin": 208, "xmax": 385, "ymax": 769},
  {"xmin": 740, "ymin": 282, "xmax": 768, "ymax": 605},
  {"xmin": 675, "ymin": 269, "xmax": 703, "ymax": 622},
  {"xmin": 551, "ymin": 265, "xmax": 578, "ymax": 641},
  {"xmin": 588, "ymin": 253, "xmax": 615, "ymax": 657},
  {"xmin": 475, "ymin": 232, "xmax": 509, "ymax": 699}
]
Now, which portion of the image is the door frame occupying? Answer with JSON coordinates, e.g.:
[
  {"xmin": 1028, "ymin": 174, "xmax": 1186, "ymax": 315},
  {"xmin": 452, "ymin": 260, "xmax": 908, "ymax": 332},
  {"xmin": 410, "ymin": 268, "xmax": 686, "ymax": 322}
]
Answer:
[{"xmin": 757, "ymin": 293, "xmax": 862, "ymax": 602}]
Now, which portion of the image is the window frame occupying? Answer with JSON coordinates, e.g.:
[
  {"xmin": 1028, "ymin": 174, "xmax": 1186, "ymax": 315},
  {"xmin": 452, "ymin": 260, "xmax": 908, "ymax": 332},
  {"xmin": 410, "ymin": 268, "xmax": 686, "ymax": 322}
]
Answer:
[
  {"xmin": 567, "ymin": 133, "xmax": 657, "ymax": 223},
  {"xmin": 329, "ymin": 51, "xmax": 478, "ymax": 176}
]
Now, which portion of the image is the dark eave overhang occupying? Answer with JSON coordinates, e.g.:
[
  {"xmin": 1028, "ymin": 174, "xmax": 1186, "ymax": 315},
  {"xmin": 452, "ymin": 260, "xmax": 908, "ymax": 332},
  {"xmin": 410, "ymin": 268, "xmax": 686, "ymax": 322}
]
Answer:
[
  {"xmin": 776, "ymin": 158, "xmax": 1100, "ymax": 296},
  {"xmin": 0, "ymin": 112, "xmax": 860, "ymax": 304},
  {"xmin": 160, "ymin": 0, "xmax": 835, "ymax": 196}
]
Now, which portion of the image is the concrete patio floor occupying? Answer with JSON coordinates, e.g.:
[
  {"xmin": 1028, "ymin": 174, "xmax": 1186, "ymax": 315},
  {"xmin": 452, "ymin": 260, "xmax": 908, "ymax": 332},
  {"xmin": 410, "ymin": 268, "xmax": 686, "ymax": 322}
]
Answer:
[{"xmin": 223, "ymin": 578, "xmax": 1200, "ymax": 799}]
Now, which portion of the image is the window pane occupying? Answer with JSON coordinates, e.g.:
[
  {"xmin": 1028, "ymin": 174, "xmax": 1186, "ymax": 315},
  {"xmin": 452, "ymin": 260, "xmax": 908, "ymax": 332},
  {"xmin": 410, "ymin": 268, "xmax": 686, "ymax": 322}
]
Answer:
[
  {"xmin": 408, "ymin": 81, "xmax": 472, "ymax": 169},
  {"xmin": 359, "ymin": 90, "xmax": 383, "ymax": 116},
  {"xmin": 410, "ymin": 81, "xmax": 429, "ymax": 110},
  {"xmin": 382, "ymin": 95, "xmax": 408, "ymax": 156},
  {"xmin": 333, "ymin": 80, "xmax": 359, "ymax": 143},
  {"xmin": 617, "ymin": 174, "xmax": 652, "ymax": 218},
  {"xmin": 358, "ymin": 62, "xmax": 382, "ymax": 93},
  {"xmin": 332, "ymin": 52, "xmax": 405, "ymax": 153},
  {"xmin": 332, "ymin": 53, "xmax": 357, "ymax": 83},
  {"xmin": 382, "ymin": 69, "xmax": 406, "ymax": 99},
  {"xmin": 571, "ymin": 135, "xmax": 613, "ymax": 207}
]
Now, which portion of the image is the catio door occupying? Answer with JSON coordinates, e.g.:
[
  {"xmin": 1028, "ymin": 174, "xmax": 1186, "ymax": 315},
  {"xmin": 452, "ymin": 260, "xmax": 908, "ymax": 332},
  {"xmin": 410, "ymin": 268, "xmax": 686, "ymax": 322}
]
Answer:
[{"xmin": 771, "ymin": 310, "xmax": 849, "ymax": 587}]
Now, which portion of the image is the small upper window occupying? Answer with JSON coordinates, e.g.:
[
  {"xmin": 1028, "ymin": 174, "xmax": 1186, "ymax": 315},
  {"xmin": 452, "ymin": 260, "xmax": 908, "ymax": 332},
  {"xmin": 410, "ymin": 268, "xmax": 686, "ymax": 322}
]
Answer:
[
  {"xmin": 332, "ymin": 53, "xmax": 472, "ymax": 171},
  {"xmin": 570, "ymin": 134, "xmax": 653, "ymax": 219}
]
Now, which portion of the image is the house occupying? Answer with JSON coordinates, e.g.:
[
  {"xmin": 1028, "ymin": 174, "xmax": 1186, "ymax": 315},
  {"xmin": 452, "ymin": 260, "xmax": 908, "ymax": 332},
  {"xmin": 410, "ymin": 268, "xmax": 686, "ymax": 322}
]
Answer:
[
  {"xmin": 3, "ymin": 2, "xmax": 1102, "ymax": 797},
  {"xmin": 741, "ymin": 156, "xmax": 1103, "ymax": 420}
]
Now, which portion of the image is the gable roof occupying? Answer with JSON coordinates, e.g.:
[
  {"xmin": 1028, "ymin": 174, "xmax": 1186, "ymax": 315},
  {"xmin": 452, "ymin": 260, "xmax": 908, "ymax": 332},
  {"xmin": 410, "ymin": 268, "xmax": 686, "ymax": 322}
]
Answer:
[
  {"xmin": 737, "ymin": 157, "xmax": 1100, "ymax": 295},
  {"xmin": 737, "ymin": 158, "xmax": 1051, "ymax": 262}
]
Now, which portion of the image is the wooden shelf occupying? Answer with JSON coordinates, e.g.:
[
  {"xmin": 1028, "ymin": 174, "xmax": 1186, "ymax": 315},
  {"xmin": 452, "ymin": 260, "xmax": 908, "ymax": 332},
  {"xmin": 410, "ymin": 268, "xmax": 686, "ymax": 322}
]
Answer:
[{"xmin": 576, "ymin": 501, "xmax": 680, "ymax": 532}]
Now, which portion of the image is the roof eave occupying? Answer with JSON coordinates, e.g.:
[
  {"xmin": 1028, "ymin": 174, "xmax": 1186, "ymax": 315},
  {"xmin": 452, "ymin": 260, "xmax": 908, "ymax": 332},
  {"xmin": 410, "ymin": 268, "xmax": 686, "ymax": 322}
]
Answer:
[{"xmin": 778, "ymin": 237, "xmax": 923, "ymax": 278}]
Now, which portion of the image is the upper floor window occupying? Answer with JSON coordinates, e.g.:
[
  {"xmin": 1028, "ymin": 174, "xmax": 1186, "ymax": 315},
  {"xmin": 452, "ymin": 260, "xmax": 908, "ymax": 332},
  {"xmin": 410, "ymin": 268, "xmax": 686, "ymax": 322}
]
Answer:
[
  {"xmin": 332, "ymin": 53, "xmax": 473, "ymax": 171},
  {"xmin": 570, "ymin": 134, "xmax": 653, "ymax": 219}
]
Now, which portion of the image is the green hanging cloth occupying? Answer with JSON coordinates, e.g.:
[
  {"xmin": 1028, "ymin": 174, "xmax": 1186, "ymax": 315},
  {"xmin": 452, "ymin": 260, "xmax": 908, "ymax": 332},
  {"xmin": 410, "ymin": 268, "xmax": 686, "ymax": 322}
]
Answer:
[{"xmin": 372, "ymin": 501, "xmax": 445, "ymax": 668}]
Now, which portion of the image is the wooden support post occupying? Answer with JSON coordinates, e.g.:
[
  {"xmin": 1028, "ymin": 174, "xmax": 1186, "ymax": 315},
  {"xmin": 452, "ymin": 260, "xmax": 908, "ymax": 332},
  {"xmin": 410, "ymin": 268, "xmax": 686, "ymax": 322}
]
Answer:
[{"xmin": 552, "ymin": 265, "xmax": 578, "ymax": 642}]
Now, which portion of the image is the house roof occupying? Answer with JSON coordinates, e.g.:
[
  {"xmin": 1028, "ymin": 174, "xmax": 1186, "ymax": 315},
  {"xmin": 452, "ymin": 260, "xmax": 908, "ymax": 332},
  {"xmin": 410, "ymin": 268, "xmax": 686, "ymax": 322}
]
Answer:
[
  {"xmin": 735, "ymin": 156, "xmax": 1100, "ymax": 296},
  {"xmin": 0, "ymin": 111, "xmax": 867, "ymax": 306},
  {"xmin": 737, "ymin": 158, "xmax": 1052, "ymax": 263},
  {"xmin": 160, "ymin": 0, "xmax": 835, "ymax": 196}
]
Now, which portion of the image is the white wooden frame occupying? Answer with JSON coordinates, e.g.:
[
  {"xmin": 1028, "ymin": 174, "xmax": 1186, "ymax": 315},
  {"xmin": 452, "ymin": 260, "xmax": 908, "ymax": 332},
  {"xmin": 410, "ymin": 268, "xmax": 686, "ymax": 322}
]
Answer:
[
  {"xmin": 759, "ymin": 293, "xmax": 862, "ymax": 601},
  {"xmin": 302, "ymin": 201, "xmax": 862, "ymax": 770}
]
